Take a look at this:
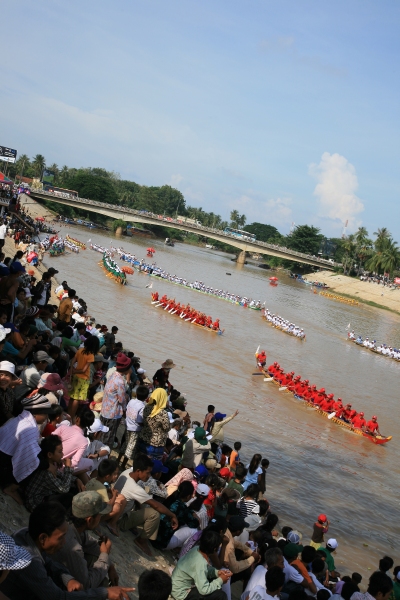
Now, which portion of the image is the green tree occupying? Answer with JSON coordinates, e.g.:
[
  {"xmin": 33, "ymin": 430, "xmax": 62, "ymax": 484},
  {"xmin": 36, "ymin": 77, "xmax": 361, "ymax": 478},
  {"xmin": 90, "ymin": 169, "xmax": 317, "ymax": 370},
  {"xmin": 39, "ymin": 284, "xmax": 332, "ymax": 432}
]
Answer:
[
  {"xmin": 286, "ymin": 225, "xmax": 323, "ymax": 255},
  {"xmin": 245, "ymin": 222, "xmax": 281, "ymax": 242},
  {"xmin": 230, "ymin": 210, "xmax": 240, "ymax": 228},
  {"xmin": 237, "ymin": 213, "xmax": 247, "ymax": 229},
  {"xmin": 64, "ymin": 170, "xmax": 118, "ymax": 204},
  {"xmin": 366, "ymin": 237, "xmax": 400, "ymax": 276},
  {"xmin": 32, "ymin": 154, "xmax": 46, "ymax": 179},
  {"xmin": 373, "ymin": 228, "xmax": 391, "ymax": 252}
]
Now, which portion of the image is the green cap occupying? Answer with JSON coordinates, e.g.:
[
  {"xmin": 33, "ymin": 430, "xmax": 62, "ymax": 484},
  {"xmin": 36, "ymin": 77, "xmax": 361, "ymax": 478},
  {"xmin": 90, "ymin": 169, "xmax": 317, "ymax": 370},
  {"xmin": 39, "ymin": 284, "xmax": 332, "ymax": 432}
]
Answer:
[
  {"xmin": 194, "ymin": 427, "xmax": 208, "ymax": 446},
  {"xmin": 283, "ymin": 542, "xmax": 304, "ymax": 559},
  {"xmin": 72, "ymin": 491, "xmax": 112, "ymax": 519}
]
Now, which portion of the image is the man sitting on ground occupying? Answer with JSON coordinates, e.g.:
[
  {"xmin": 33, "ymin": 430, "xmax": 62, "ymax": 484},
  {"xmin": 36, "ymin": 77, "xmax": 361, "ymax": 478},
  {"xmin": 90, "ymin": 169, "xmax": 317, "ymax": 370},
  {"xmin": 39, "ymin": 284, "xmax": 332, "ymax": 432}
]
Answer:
[
  {"xmin": 114, "ymin": 454, "xmax": 179, "ymax": 556},
  {"xmin": 0, "ymin": 501, "xmax": 134, "ymax": 599},
  {"xmin": 52, "ymin": 491, "xmax": 119, "ymax": 589}
]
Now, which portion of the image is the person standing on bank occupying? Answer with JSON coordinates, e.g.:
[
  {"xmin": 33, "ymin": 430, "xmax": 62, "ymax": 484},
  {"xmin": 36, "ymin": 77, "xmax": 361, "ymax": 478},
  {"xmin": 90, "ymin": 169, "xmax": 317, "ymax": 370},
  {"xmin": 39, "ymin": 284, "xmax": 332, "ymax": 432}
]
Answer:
[
  {"xmin": 100, "ymin": 353, "xmax": 131, "ymax": 448},
  {"xmin": 153, "ymin": 359, "xmax": 176, "ymax": 392}
]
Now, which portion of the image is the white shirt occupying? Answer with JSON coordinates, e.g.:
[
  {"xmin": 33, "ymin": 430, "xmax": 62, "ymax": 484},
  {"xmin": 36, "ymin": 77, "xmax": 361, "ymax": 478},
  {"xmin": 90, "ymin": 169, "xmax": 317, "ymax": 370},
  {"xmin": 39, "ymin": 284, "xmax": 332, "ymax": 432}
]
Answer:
[
  {"xmin": 125, "ymin": 399, "xmax": 145, "ymax": 432},
  {"xmin": 0, "ymin": 224, "xmax": 7, "ymax": 239},
  {"xmin": 114, "ymin": 468, "xmax": 152, "ymax": 513},
  {"xmin": 283, "ymin": 557, "xmax": 304, "ymax": 584},
  {"xmin": 305, "ymin": 573, "xmax": 331, "ymax": 596},
  {"xmin": 168, "ymin": 428, "xmax": 179, "ymax": 442},
  {"xmin": 248, "ymin": 586, "xmax": 278, "ymax": 600},
  {"xmin": 242, "ymin": 565, "xmax": 267, "ymax": 600}
]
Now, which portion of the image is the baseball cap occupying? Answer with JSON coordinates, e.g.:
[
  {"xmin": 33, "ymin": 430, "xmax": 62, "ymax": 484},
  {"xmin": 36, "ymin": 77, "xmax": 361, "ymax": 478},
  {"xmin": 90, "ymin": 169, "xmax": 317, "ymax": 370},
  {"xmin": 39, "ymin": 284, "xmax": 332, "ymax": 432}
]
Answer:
[
  {"xmin": 327, "ymin": 539, "xmax": 338, "ymax": 550},
  {"xmin": 10, "ymin": 261, "xmax": 25, "ymax": 274},
  {"xmin": 47, "ymin": 267, "xmax": 59, "ymax": 275},
  {"xmin": 194, "ymin": 464, "xmax": 209, "ymax": 480},
  {"xmin": 219, "ymin": 467, "xmax": 231, "ymax": 478},
  {"xmin": 0, "ymin": 531, "xmax": 32, "ymax": 571},
  {"xmin": 287, "ymin": 531, "xmax": 301, "ymax": 544},
  {"xmin": 214, "ymin": 412, "xmax": 227, "ymax": 420},
  {"xmin": 229, "ymin": 516, "xmax": 250, "ymax": 531},
  {"xmin": 94, "ymin": 354, "xmax": 108, "ymax": 363},
  {"xmin": 196, "ymin": 483, "xmax": 210, "ymax": 497},
  {"xmin": 88, "ymin": 419, "xmax": 109, "ymax": 434},
  {"xmin": 318, "ymin": 514, "xmax": 327, "ymax": 523},
  {"xmin": 151, "ymin": 459, "xmax": 169, "ymax": 475},
  {"xmin": 137, "ymin": 368, "xmax": 146, "ymax": 374},
  {"xmin": 72, "ymin": 491, "xmax": 112, "ymax": 518},
  {"xmin": 283, "ymin": 543, "xmax": 304, "ymax": 559},
  {"xmin": 205, "ymin": 458, "xmax": 221, "ymax": 470},
  {"xmin": 33, "ymin": 350, "xmax": 54, "ymax": 365}
]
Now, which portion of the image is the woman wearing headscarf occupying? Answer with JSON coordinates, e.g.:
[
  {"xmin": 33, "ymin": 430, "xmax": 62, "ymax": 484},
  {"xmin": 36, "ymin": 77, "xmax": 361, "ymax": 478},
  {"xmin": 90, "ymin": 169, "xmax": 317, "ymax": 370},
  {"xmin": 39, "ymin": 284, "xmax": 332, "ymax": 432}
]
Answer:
[{"xmin": 139, "ymin": 388, "xmax": 171, "ymax": 459}]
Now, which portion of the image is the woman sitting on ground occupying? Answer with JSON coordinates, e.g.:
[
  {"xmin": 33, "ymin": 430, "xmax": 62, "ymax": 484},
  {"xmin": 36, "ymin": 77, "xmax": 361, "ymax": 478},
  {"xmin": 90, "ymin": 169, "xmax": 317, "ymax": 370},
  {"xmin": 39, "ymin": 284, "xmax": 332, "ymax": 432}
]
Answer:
[
  {"xmin": 155, "ymin": 480, "xmax": 200, "ymax": 550},
  {"xmin": 24, "ymin": 434, "xmax": 83, "ymax": 512},
  {"xmin": 53, "ymin": 405, "xmax": 94, "ymax": 484}
]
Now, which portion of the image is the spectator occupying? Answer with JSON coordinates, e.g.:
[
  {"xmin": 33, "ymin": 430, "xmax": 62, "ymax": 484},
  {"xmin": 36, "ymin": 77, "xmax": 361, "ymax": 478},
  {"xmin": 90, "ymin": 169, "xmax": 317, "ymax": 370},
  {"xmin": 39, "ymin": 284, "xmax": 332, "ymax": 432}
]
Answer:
[
  {"xmin": 138, "ymin": 569, "xmax": 172, "ymax": 600},
  {"xmin": 15, "ymin": 350, "xmax": 54, "ymax": 400}
]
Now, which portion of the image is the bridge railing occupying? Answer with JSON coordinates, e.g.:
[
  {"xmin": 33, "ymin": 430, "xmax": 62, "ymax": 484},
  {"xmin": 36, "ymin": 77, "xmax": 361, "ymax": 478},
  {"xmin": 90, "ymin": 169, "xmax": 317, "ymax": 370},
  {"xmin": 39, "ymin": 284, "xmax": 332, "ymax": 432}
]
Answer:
[{"xmin": 33, "ymin": 190, "xmax": 340, "ymax": 267}]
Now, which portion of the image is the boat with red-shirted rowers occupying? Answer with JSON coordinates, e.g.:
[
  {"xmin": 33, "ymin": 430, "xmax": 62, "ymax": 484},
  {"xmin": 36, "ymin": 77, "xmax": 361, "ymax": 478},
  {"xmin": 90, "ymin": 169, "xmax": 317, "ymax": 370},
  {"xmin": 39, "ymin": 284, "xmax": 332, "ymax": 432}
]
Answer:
[
  {"xmin": 254, "ymin": 358, "xmax": 391, "ymax": 445},
  {"xmin": 151, "ymin": 293, "xmax": 224, "ymax": 335}
]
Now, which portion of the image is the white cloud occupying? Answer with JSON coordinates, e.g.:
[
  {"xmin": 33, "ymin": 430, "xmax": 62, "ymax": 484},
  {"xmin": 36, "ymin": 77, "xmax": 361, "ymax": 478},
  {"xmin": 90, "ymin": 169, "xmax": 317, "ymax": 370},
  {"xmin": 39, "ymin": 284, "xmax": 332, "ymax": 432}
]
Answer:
[
  {"xmin": 169, "ymin": 174, "xmax": 183, "ymax": 188},
  {"xmin": 309, "ymin": 152, "xmax": 364, "ymax": 231},
  {"xmin": 228, "ymin": 194, "xmax": 292, "ymax": 229}
]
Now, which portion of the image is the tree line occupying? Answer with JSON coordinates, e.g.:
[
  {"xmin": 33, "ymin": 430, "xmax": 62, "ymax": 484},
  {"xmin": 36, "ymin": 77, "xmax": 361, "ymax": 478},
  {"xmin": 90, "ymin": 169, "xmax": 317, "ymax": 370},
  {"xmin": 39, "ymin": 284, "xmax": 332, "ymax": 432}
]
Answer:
[{"xmin": 7, "ymin": 154, "xmax": 399, "ymax": 275}]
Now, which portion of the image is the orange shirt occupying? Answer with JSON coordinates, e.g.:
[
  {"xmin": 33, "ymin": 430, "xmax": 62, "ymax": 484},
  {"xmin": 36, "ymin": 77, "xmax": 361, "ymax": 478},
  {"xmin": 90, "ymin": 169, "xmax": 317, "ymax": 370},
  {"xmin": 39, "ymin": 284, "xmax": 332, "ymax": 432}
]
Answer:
[
  {"xmin": 291, "ymin": 559, "xmax": 312, "ymax": 583},
  {"xmin": 73, "ymin": 348, "xmax": 94, "ymax": 380},
  {"xmin": 229, "ymin": 450, "xmax": 240, "ymax": 471}
]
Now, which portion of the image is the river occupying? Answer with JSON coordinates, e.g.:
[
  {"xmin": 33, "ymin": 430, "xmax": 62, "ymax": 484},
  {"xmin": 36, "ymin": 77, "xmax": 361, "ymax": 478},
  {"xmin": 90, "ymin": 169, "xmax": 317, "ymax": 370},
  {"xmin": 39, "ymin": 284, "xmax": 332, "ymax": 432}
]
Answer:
[{"xmin": 45, "ymin": 225, "xmax": 400, "ymax": 575}]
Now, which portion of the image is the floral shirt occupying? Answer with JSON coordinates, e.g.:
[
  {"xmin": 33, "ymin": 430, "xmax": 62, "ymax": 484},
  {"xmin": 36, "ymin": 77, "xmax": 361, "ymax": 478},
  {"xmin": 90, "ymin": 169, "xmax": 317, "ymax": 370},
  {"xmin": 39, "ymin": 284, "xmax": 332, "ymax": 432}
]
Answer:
[
  {"xmin": 139, "ymin": 405, "xmax": 170, "ymax": 447},
  {"xmin": 100, "ymin": 371, "xmax": 127, "ymax": 420}
]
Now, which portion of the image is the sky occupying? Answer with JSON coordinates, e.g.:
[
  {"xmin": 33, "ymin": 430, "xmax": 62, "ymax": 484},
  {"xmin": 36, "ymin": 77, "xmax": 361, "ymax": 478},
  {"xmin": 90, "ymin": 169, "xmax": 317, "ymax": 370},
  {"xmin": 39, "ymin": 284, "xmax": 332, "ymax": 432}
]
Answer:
[{"xmin": 1, "ymin": 1, "xmax": 399, "ymax": 239}]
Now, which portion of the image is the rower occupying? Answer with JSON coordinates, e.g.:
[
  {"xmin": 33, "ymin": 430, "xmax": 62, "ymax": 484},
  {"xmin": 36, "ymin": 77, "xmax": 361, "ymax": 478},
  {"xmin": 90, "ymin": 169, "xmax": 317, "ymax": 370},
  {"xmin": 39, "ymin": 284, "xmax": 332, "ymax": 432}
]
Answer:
[
  {"xmin": 257, "ymin": 350, "xmax": 267, "ymax": 367},
  {"xmin": 366, "ymin": 415, "xmax": 381, "ymax": 436},
  {"xmin": 313, "ymin": 388, "xmax": 326, "ymax": 405},
  {"xmin": 319, "ymin": 394, "xmax": 335, "ymax": 412},
  {"xmin": 212, "ymin": 318, "xmax": 220, "ymax": 330},
  {"xmin": 351, "ymin": 411, "xmax": 366, "ymax": 430},
  {"xmin": 268, "ymin": 362, "xmax": 279, "ymax": 375},
  {"xmin": 341, "ymin": 403, "xmax": 354, "ymax": 422},
  {"xmin": 334, "ymin": 401, "xmax": 344, "ymax": 418}
]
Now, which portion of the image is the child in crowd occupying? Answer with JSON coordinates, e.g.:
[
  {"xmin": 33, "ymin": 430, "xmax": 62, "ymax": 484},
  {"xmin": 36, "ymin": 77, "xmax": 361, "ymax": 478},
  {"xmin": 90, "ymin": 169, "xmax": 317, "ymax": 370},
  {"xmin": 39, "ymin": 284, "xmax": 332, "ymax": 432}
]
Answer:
[
  {"xmin": 86, "ymin": 458, "xmax": 127, "ymax": 536},
  {"xmin": 227, "ymin": 464, "xmax": 247, "ymax": 496},
  {"xmin": 229, "ymin": 440, "xmax": 242, "ymax": 472},
  {"xmin": 258, "ymin": 458, "xmax": 270, "ymax": 498},
  {"xmin": 41, "ymin": 405, "xmax": 63, "ymax": 437},
  {"xmin": 218, "ymin": 444, "xmax": 232, "ymax": 468},
  {"xmin": 203, "ymin": 405, "xmax": 215, "ymax": 433},
  {"xmin": 84, "ymin": 419, "xmax": 111, "ymax": 477},
  {"xmin": 311, "ymin": 513, "xmax": 330, "ymax": 549},
  {"xmin": 168, "ymin": 419, "xmax": 182, "ymax": 444}
]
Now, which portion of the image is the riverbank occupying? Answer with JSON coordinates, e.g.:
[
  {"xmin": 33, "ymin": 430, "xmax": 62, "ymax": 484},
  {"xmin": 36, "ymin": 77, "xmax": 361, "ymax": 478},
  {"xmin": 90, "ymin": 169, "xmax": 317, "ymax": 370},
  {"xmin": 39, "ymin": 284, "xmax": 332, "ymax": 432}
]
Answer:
[{"xmin": 307, "ymin": 271, "xmax": 400, "ymax": 315}]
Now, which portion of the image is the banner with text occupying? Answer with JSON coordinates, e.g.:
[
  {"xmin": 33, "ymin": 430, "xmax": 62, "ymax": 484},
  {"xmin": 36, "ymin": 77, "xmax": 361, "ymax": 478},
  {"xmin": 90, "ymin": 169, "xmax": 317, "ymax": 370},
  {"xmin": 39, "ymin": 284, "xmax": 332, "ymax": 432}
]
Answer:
[{"xmin": 0, "ymin": 146, "xmax": 17, "ymax": 164}]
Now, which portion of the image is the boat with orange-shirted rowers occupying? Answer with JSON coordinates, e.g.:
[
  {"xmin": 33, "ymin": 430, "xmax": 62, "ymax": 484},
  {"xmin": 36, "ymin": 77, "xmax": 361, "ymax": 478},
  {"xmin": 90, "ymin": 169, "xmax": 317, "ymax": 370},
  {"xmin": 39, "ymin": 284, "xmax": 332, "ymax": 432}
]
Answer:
[
  {"xmin": 151, "ymin": 292, "xmax": 224, "ymax": 335},
  {"xmin": 254, "ymin": 357, "xmax": 391, "ymax": 445}
]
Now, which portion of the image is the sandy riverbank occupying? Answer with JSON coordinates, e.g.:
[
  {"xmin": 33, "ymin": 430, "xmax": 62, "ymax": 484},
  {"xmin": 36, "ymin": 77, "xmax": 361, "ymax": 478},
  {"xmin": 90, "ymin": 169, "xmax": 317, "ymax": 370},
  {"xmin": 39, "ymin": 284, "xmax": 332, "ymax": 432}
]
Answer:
[{"xmin": 306, "ymin": 271, "xmax": 400, "ymax": 315}]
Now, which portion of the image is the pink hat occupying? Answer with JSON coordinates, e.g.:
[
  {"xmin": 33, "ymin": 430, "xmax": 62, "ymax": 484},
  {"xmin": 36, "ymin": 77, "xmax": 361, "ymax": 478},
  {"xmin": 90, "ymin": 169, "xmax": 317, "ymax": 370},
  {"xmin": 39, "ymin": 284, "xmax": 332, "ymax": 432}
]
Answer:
[{"xmin": 38, "ymin": 372, "xmax": 65, "ymax": 391}]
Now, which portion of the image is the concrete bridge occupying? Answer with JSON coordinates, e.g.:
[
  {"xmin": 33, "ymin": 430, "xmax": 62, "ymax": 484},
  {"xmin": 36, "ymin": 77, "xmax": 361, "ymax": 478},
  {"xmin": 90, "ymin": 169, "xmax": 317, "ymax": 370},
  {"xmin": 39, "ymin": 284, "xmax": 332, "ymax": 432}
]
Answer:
[{"xmin": 29, "ymin": 190, "xmax": 338, "ymax": 270}]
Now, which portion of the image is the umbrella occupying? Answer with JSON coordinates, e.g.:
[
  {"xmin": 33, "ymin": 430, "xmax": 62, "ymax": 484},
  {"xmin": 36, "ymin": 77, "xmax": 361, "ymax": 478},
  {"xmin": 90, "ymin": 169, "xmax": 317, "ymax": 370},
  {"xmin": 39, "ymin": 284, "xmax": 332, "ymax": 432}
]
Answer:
[
  {"xmin": 121, "ymin": 266, "xmax": 134, "ymax": 275},
  {"xmin": 269, "ymin": 276, "xmax": 278, "ymax": 281},
  {"xmin": 35, "ymin": 216, "xmax": 45, "ymax": 221}
]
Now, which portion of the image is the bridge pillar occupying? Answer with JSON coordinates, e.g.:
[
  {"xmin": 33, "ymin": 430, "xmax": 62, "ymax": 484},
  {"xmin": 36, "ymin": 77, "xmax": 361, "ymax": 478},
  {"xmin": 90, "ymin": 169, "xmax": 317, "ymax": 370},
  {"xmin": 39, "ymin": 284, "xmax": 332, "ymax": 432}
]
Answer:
[{"xmin": 237, "ymin": 251, "xmax": 246, "ymax": 264}]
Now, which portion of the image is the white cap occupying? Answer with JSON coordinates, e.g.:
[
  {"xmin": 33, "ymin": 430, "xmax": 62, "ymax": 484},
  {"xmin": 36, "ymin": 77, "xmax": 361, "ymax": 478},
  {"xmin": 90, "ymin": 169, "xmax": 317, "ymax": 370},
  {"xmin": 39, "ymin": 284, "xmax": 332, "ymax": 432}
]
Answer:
[
  {"xmin": 137, "ymin": 368, "xmax": 146, "ymax": 374},
  {"xmin": 196, "ymin": 483, "xmax": 210, "ymax": 496},
  {"xmin": 327, "ymin": 538, "xmax": 338, "ymax": 550},
  {"xmin": 88, "ymin": 419, "xmax": 109, "ymax": 433}
]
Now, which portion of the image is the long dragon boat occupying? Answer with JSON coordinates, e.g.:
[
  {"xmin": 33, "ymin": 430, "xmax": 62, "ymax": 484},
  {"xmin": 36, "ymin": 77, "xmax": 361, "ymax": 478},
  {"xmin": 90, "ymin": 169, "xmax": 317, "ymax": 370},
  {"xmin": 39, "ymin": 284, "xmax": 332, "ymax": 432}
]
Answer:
[
  {"xmin": 261, "ymin": 310, "xmax": 306, "ymax": 341},
  {"xmin": 99, "ymin": 253, "xmax": 126, "ymax": 285},
  {"xmin": 65, "ymin": 235, "xmax": 86, "ymax": 250},
  {"xmin": 347, "ymin": 337, "xmax": 399, "ymax": 362},
  {"xmin": 255, "ymin": 362, "xmax": 391, "ymax": 445},
  {"xmin": 151, "ymin": 295, "xmax": 224, "ymax": 335}
]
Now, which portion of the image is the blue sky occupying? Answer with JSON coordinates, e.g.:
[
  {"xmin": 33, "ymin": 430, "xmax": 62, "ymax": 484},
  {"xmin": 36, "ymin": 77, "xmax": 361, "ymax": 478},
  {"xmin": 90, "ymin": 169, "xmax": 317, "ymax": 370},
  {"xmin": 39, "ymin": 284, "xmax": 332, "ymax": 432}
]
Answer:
[{"xmin": 1, "ymin": 1, "xmax": 399, "ymax": 238}]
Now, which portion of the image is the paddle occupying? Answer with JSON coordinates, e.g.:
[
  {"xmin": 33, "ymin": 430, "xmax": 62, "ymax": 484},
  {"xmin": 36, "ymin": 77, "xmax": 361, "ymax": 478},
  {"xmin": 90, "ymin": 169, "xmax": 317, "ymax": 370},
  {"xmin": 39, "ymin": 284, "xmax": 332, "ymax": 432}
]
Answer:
[
  {"xmin": 151, "ymin": 300, "xmax": 159, "ymax": 304},
  {"xmin": 171, "ymin": 310, "xmax": 177, "ymax": 315},
  {"xmin": 328, "ymin": 412, "xmax": 336, "ymax": 419},
  {"xmin": 279, "ymin": 386, "xmax": 287, "ymax": 391},
  {"xmin": 264, "ymin": 377, "xmax": 273, "ymax": 382},
  {"xmin": 185, "ymin": 317, "xmax": 192, "ymax": 321},
  {"xmin": 252, "ymin": 372, "xmax": 265, "ymax": 376}
]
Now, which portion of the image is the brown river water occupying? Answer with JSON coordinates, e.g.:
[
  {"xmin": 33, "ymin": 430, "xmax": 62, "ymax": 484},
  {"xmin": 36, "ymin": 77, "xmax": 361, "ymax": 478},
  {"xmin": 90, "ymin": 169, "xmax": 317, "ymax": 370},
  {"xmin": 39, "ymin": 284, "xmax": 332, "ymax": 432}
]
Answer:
[{"xmin": 45, "ymin": 225, "xmax": 400, "ymax": 575}]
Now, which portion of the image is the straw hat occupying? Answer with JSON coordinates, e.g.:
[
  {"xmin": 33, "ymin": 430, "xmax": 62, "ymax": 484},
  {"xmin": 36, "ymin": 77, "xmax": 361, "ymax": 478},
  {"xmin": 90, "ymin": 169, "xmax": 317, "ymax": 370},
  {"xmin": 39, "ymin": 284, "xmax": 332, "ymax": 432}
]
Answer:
[{"xmin": 162, "ymin": 359, "xmax": 176, "ymax": 369}]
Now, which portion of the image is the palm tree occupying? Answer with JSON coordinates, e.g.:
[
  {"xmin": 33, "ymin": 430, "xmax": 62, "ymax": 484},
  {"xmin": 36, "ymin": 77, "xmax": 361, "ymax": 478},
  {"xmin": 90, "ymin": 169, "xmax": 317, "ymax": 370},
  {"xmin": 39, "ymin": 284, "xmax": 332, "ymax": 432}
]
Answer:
[
  {"xmin": 47, "ymin": 163, "xmax": 59, "ymax": 182},
  {"xmin": 58, "ymin": 166, "xmax": 69, "ymax": 186},
  {"xmin": 373, "ymin": 228, "xmax": 391, "ymax": 252},
  {"xmin": 230, "ymin": 210, "xmax": 240, "ymax": 228},
  {"xmin": 32, "ymin": 154, "xmax": 46, "ymax": 179},
  {"xmin": 15, "ymin": 154, "xmax": 30, "ymax": 180},
  {"xmin": 341, "ymin": 235, "xmax": 356, "ymax": 275},
  {"xmin": 237, "ymin": 213, "xmax": 247, "ymax": 229},
  {"xmin": 366, "ymin": 237, "xmax": 400, "ymax": 275}
]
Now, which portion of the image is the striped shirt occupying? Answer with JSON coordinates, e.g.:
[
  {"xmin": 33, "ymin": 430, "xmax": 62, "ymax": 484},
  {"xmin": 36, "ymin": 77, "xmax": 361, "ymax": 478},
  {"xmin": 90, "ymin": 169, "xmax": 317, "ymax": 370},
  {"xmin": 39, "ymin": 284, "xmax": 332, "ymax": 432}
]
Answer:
[{"xmin": 0, "ymin": 410, "xmax": 41, "ymax": 482}]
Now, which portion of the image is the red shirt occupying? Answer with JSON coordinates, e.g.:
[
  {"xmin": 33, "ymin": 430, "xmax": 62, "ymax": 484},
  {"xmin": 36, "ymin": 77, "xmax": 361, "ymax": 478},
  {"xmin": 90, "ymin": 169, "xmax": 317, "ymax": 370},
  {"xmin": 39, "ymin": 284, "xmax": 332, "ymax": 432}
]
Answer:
[
  {"xmin": 352, "ymin": 416, "xmax": 366, "ymax": 429},
  {"xmin": 41, "ymin": 422, "xmax": 57, "ymax": 437},
  {"xmin": 366, "ymin": 420, "xmax": 378, "ymax": 432}
]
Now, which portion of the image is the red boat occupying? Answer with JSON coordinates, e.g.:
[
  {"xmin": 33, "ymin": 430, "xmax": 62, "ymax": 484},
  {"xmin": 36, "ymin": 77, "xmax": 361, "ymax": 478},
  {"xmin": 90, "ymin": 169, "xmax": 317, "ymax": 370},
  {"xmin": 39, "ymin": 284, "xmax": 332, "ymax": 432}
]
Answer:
[{"xmin": 255, "ymin": 363, "xmax": 391, "ymax": 445}]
